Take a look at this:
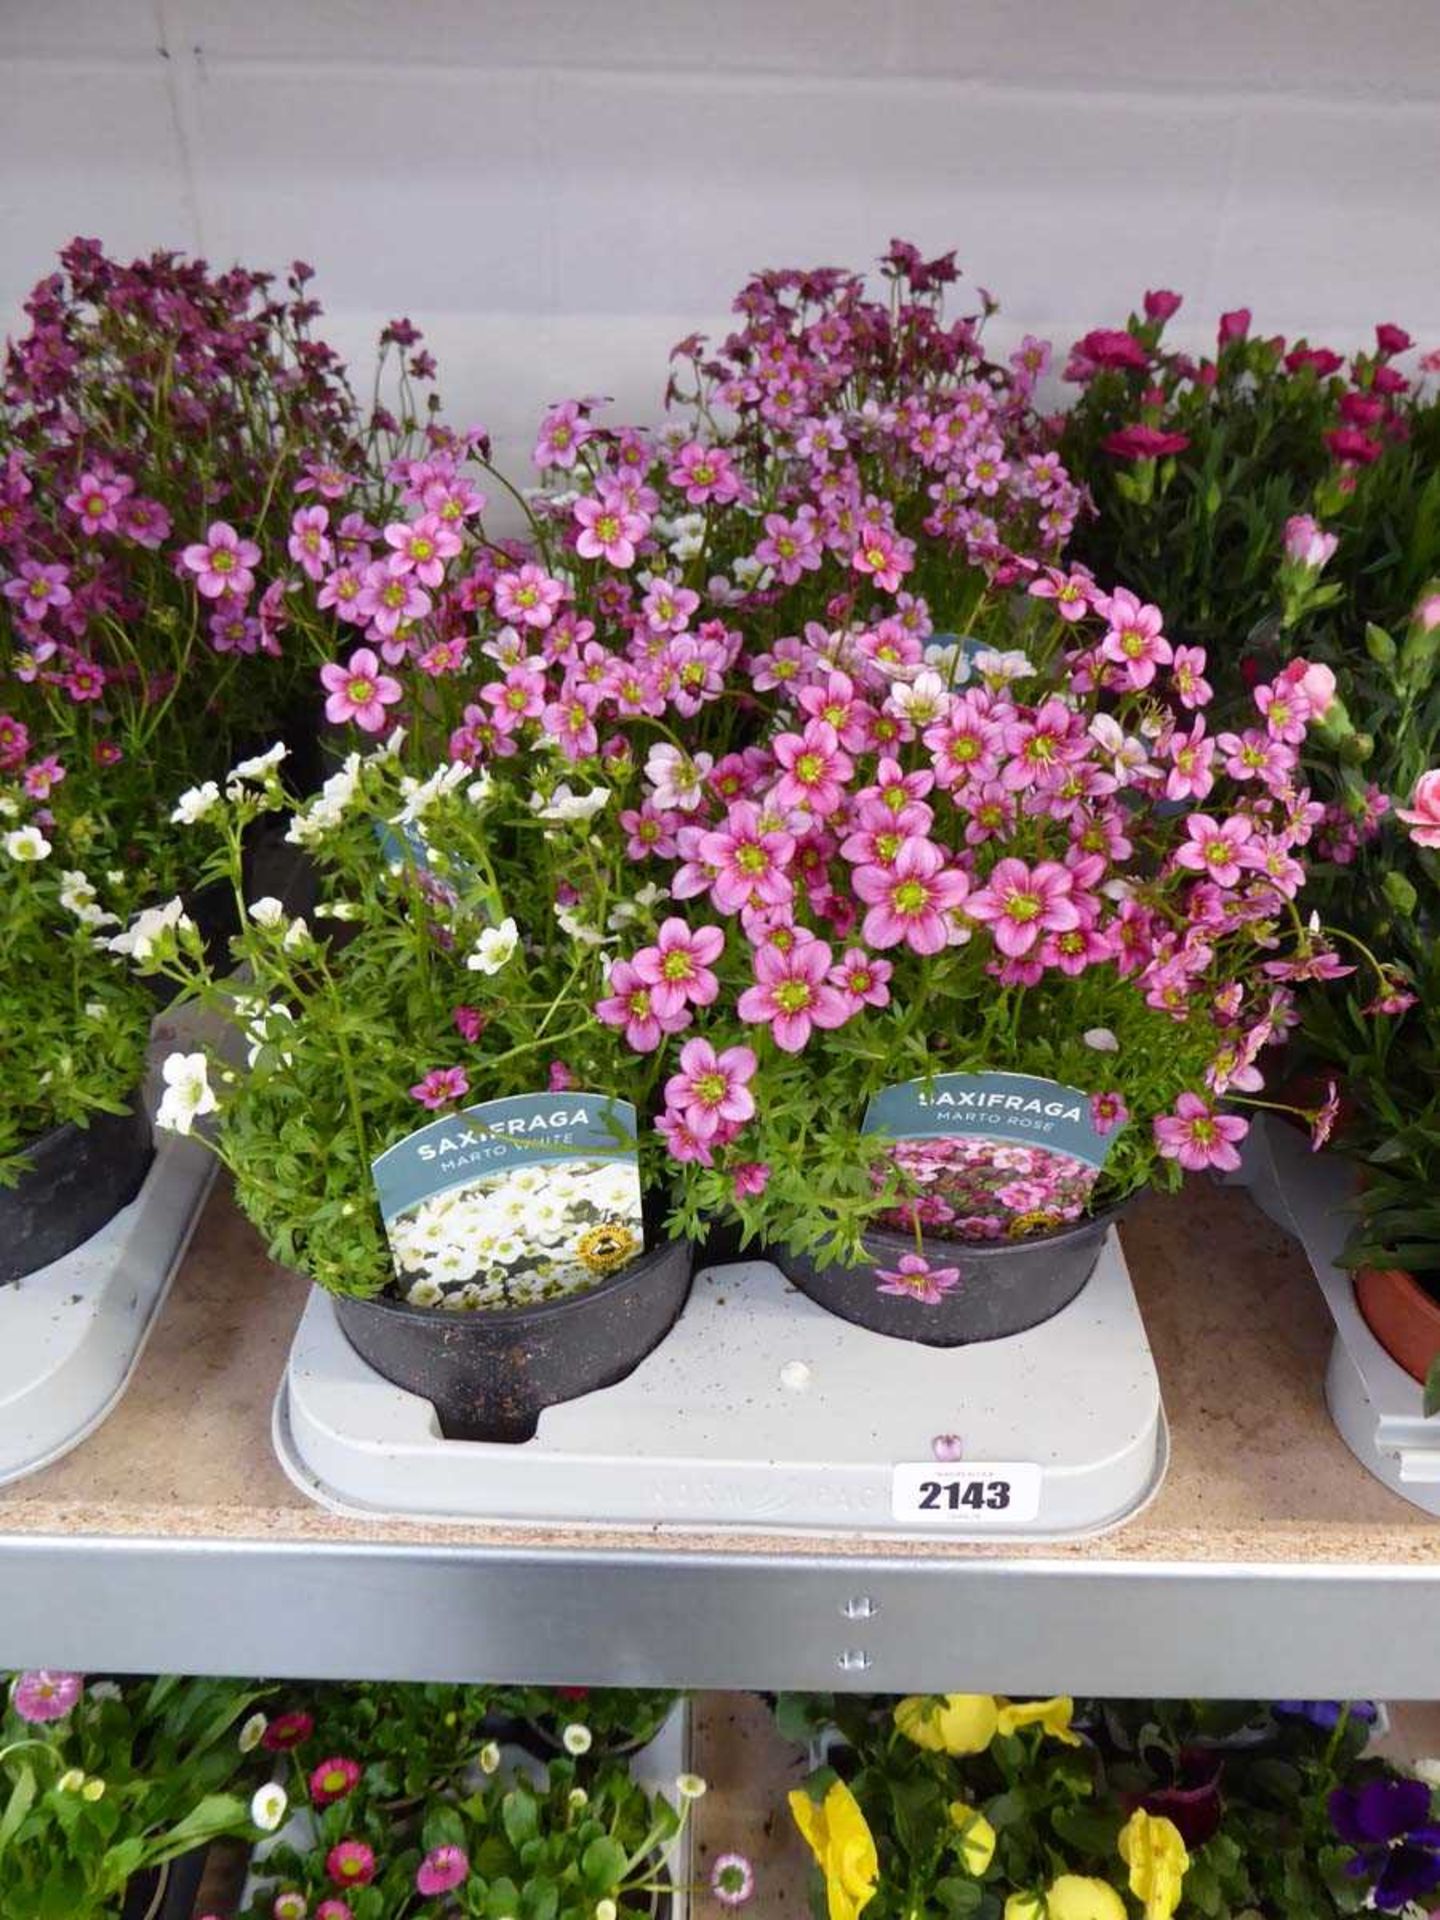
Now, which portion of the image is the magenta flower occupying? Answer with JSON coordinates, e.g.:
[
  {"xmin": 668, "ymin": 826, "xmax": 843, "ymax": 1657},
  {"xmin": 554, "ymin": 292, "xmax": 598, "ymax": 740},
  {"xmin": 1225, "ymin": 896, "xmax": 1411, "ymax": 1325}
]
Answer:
[
  {"xmin": 315, "ymin": 1904, "xmax": 353, "ymax": 1920},
  {"xmin": 697, "ymin": 802, "xmax": 795, "ymax": 912},
  {"xmin": 453, "ymin": 1005, "xmax": 486, "ymax": 1043},
  {"xmin": 1153, "ymin": 1093, "xmax": 1249, "ymax": 1173},
  {"xmin": 416, "ymin": 1845, "xmax": 470, "ymax": 1896},
  {"xmin": 383, "ymin": 512, "xmax": 460, "ymax": 588},
  {"xmin": 853, "ymin": 839, "xmax": 968, "ymax": 955},
  {"xmin": 596, "ymin": 958, "xmax": 691, "ymax": 1053},
  {"xmin": 326, "ymin": 1840, "xmax": 376, "ymax": 1889},
  {"xmin": 3, "ymin": 560, "xmax": 73, "ymax": 621},
  {"xmin": 1101, "ymin": 425, "xmax": 1191, "ymax": 461},
  {"xmin": 10, "ymin": 1671, "xmax": 82, "ymax": 1722},
  {"xmin": 409, "ymin": 1066, "xmax": 470, "ymax": 1111},
  {"xmin": 655, "ymin": 1109, "xmax": 715, "ymax": 1166},
  {"xmin": 1174, "ymin": 813, "xmax": 1259, "ymax": 889},
  {"xmin": 632, "ymin": 917, "xmax": 724, "ymax": 1018},
  {"xmin": 664, "ymin": 1038, "xmax": 758, "ymax": 1140},
  {"xmin": 851, "ymin": 521, "xmax": 914, "ymax": 592},
  {"xmin": 355, "ymin": 560, "xmax": 431, "ymax": 637},
  {"xmin": 309, "ymin": 1756, "xmax": 362, "ymax": 1806},
  {"xmin": 737, "ymin": 935, "xmax": 849, "ymax": 1053},
  {"xmin": 772, "ymin": 719, "xmax": 853, "ymax": 817},
  {"xmin": 495, "ymin": 562, "xmax": 565, "ymax": 629},
  {"xmin": 755, "ymin": 510, "xmax": 822, "ymax": 584},
  {"xmin": 1089, "ymin": 1092, "xmax": 1130, "ymax": 1136},
  {"xmin": 262, "ymin": 1709, "xmax": 315, "ymax": 1750},
  {"xmin": 65, "ymin": 470, "xmax": 130, "ymax": 534},
  {"xmin": 1099, "ymin": 587, "xmax": 1173, "ymax": 688},
  {"xmin": 181, "ymin": 521, "xmax": 261, "ymax": 600},
  {"xmin": 319, "ymin": 647, "xmax": 403, "ymax": 732},
  {"xmin": 732, "ymin": 1162, "xmax": 771, "ymax": 1200},
  {"xmin": 966, "ymin": 858, "xmax": 1079, "ymax": 958},
  {"xmin": 574, "ymin": 493, "xmax": 648, "ymax": 569},
  {"xmin": 288, "ymin": 504, "xmax": 333, "ymax": 582},
  {"xmin": 875, "ymin": 1254, "xmax": 962, "ymax": 1305}
]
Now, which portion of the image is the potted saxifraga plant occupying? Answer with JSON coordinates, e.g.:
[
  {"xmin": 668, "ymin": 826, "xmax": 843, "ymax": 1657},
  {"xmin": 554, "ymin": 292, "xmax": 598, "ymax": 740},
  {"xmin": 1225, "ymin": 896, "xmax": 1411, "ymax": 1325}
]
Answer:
[
  {"xmin": 0, "ymin": 779, "xmax": 156, "ymax": 1280},
  {"xmin": 0, "ymin": 1669, "xmax": 277, "ymax": 1920},
  {"xmin": 121, "ymin": 738, "xmax": 693, "ymax": 1443}
]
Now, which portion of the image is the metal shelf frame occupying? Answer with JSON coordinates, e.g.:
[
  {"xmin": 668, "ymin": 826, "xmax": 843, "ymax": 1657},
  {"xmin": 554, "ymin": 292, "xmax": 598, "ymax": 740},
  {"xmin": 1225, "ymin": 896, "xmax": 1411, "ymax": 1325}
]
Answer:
[{"xmin": 4, "ymin": 1533, "xmax": 1439, "ymax": 1697}]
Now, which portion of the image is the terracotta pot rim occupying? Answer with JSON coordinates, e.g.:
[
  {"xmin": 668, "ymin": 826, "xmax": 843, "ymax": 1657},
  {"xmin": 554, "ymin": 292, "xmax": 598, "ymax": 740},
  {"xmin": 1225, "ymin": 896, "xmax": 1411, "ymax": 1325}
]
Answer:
[{"xmin": 1356, "ymin": 1262, "xmax": 1440, "ymax": 1321}]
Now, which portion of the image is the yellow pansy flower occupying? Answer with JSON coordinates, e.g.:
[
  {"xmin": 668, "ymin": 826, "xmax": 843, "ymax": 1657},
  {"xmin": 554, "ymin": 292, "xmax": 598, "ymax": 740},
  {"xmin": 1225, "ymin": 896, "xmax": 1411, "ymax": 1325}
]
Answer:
[
  {"xmin": 947, "ymin": 1799, "xmax": 997, "ymax": 1874},
  {"xmin": 996, "ymin": 1696, "xmax": 1083, "ymax": 1746},
  {"xmin": 1006, "ymin": 1877, "xmax": 1127, "ymax": 1920},
  {"xmin": 788, "ymin": 1779, "xmax": 879, "ymax": 1920},
  {"xmin": 893, "ymin": 1692, "xmax": 999, "ymax": 1755},
  {"xmin": 1118, "ymin": 1808, "xmax": 1190, "ymax": 1920}
]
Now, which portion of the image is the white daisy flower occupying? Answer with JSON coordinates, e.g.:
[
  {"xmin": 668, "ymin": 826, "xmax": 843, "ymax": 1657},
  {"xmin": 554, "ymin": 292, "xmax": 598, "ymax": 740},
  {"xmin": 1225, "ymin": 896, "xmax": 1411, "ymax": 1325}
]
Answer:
[{"xmin": 250, "ymin": 1782, "xmax": 288, "ymax": 1832}]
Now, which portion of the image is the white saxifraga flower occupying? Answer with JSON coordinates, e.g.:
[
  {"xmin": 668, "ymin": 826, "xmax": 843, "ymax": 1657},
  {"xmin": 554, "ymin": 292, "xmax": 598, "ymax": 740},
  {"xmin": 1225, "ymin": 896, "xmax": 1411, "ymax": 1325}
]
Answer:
[
  {"xmin": 230, "ymin": 742, "xmax": 289, "ymax": 785},
  {"xmin": 155, "ymin": 1052, "xmax": 217, "ymax": 1137},
  {"xmin": 973, "ymin": 647, "xmax": 1034, "ymax": 685},
  {"xmin": 530, "ymin": 782, "xmax": 609, "ymax": 824},
  {"xmin": 886, "ymin": 669, "xmax": 951, "ymax": 726},
  {"xmin": 170, "ymin": 780, "xmax": 222, "ymax": 825},
  {"xmin": 3, "ymin": 825, "xmax": 51, "ymax": 861},
  {"xmin": 281, "ymin": 916, "xmax": 312, "ymax": 952},
  {"xmin": 250, "ymin": 1782, "xmax": 288, "ymax": 1832},
  {"xmin": 286, "ymin": 754, "xmax": 362, "ymax": 847},
  {"xmin": 248, "ymin": 897, "xmax": 285, "ymax": 928},
  {"xmin": 59, "ymin": 870, "xmax": 119, "ymax": 928},
  {"xmin": 555, "ymin": 904, "xmax": 605, "ymax": 947},
  {"xmin": 393, "ymin": 761, "xmax": 470, "ymax": 825},
  {"xmin": 466, "ymin": 917, "xmax": 519, "ymax": 975},
  {"xmin": 644, "ymin": 742, "xmax": 712, "ymax": 812},
  {"xmin": 1089, "ymin": 711, "xmax": 1150, "ymax": 778},
  {"xmin": 107, "ymin": 897, "xmax": 192, "ymax": 961}
]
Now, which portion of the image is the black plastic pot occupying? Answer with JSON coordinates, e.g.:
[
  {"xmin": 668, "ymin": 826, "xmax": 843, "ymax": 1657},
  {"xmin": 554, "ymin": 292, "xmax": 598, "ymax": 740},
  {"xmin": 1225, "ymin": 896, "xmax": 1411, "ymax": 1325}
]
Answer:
[
  {"xmin": 120, "ymin": 1846, "xmax": 209, "ymax": 1920},
  {"xmin": 333, "ymin": 1238, "xmax": 694, "ymax": 1442},
  {"xmin": 775, "ymin": 1206, "xmax": 1121, "ymax": 1347},
  {"xmin": 0, "ymin": 1097, "xmax": 154, "ymax": 1285}
]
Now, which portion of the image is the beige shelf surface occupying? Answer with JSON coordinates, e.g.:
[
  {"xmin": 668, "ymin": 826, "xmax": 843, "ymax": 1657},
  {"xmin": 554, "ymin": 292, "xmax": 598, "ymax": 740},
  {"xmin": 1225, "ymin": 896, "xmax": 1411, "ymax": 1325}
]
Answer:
[{"xmin": 1, "ymin": 1178, "xmax": 1435, "ymax": 1564}]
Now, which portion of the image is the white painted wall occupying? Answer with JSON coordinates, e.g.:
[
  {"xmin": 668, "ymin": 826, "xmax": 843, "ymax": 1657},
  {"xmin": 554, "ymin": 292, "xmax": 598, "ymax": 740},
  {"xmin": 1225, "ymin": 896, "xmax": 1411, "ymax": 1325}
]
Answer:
[{"xmin": 2, "ymin": 0, "xmax": 1438, "ymax": 477}]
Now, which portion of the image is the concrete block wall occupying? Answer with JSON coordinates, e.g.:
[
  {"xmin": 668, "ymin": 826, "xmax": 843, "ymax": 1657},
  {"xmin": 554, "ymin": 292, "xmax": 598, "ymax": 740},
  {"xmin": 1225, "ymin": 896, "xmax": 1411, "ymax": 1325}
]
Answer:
[{"xmin": 2, "ymin": 0, "xmax": 1437, "ymax": 475}]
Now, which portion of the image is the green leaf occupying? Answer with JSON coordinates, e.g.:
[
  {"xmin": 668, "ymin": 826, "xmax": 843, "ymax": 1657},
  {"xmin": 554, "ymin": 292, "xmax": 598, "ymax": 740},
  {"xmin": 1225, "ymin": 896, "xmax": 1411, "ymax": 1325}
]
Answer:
[
  {"xmin": 501, "ymin": 1786, "xmax": 539, "ymax": 1852},
  {"xmin": 1424, "ymin": 1355, "xmax": 1440, "ymax": 1419},
  {"xmin": 935, "ymin": 1876, "xmax": 986, "ymax": 1915},
  {"xmin": 0, "ymin": 1763, "xmax": 37, "ymax": 1859},
  {"xmin": 580, "ymin": 1835, "xmax": 628, "ymax": 1894}
]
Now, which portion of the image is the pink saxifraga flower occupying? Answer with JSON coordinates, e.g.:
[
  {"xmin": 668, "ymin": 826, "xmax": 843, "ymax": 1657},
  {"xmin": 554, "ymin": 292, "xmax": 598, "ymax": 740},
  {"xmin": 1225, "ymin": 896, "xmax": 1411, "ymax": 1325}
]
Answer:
[
  {"xmin": 875, "ymin": 1253, "xmax": 961, "ymax": 1306},
  {"xmin": 1153, "ymin": 1092, "xmax": 1248, "ymax": 1173},
  {"xmin": 732, "ymin": 1161, "xmax": 771, "ymax": 1200},
  {"xmin": 1174, "ymin": 813, "xmax": 1259, "ymax": 889},
  {"xmin": 737, "ymin": 935, "xmax": 850, "ymax": 1053},
  {"xmin": 181, "ymin": 521, "xmax": 261, "ymax": 601},
  {"xmin": 319, "ymin": 647, "xmax": 403, "ymax": 732},
  {"xmin": 416, "ymin": 1845, "xmax": 470, "ymax": 1896},
  {"xmin": 10, "ymin": 1671, "xmax": 82, "ymax": 1722},
  {"xmin": 852, "ymin": 839, "xmax": 969, "ymax": 956},
  {"xmin": 1089, "ymin": 1092, "xmax": 1130, "ymax": 1136},
  {"xmin": 409, "ymin": 1065, "xmax": 470, "ymax": 1111},
  {"xmin": 632, "ymin": 917, "xmax": 724, "ymax": 1018},
  {"xmin": 664, "ymin": 1038, "xmax": 758, "ymax": 1140},
  {"xmin": 966, "ymin": 858, "xmax": 1079, "ymax": 959},
  {"xmin": 495, "ymin": 562, "xmax": 565, "ymax": 630},
  {"xmin": 596, "ymin": 958, "xmax": 691, "ymax": 1054},
  {"xmin": 1099, "ymin": 586, "xmax": 1173, "ymax": 689},
  {"xmin": 1395, "ymin": 770, "xmax": 1440, "ymax": 849}
]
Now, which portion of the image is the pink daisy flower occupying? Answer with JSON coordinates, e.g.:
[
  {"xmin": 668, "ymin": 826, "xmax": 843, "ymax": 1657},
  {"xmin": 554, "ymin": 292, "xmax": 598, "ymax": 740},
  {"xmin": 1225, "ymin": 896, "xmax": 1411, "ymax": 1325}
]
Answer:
[
  {"xmin": 10, "ymin": 1671, "xmax": 82, "ymax": 1722},
  {"xmin": 309, "ymin": 1757, "xmax": 362, "ymax": 1806},
  {"xmin": 1099, "ymin": 587, "xmax": 1173, "ymax": 689},
  {"xmin": 415, "ymin": 1846, "xmax": 470, "ymax": 1896},
  {"xmin": 1174, "ymin": 814, "xmax": 1259, "ymax": 889},
  {"xmin": 326, "ymin": 1840, "xmax": 376, "ymax": 1889}
]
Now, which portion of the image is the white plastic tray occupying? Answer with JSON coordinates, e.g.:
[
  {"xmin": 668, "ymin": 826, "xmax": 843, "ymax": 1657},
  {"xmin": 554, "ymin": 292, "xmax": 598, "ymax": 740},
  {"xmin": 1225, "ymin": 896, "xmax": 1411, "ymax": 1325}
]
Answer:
[
  {"xmin": 1237, "ymin": 1116, "xmax": 1440, "ymax": 1516},
  {"xmin": 275, "ymin": 1233, "xmax": 1168, "ymax": 1541},
  {"xmin": 239, "ymin": 1701, "xmax": 694, "ymax": 1917},
  {"xmin": 0, "ymin": 1131, "xmax": 214, "ymax": 1485}
]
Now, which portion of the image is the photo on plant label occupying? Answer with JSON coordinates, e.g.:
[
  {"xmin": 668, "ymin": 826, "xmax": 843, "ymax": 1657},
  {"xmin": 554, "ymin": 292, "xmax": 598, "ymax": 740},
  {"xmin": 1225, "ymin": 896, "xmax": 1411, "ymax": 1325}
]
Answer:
[
  {"xmin": 386, "ymin": 1156, "xmax": 645, "ymax": 1310},
  {"xmin": 874, "ymin": 1133, "xmax": 1101, "ymax": 1241}
]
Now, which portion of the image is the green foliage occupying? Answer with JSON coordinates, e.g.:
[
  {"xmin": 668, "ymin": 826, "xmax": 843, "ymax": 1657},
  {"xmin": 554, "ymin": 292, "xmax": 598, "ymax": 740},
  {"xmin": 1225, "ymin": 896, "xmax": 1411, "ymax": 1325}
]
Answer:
[{"xmin": 0, "ymin": 1672, "xmax": 269, "ymax": 1920}]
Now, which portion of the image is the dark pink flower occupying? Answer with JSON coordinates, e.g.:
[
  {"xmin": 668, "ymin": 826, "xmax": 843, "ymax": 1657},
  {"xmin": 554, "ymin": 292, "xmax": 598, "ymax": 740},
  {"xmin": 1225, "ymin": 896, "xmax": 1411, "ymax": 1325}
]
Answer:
[
  {"xmin": 875, "ymin": 1254, "xmax": 961, "ymax": 1305},
  {"xmin": 697, "ymin": 802, "xmax": 795, "ymax": 912},
  {"xmin": 1376, "ymin": 322, "xmax": 1412, "ymax": 356},
  {"xmin": 408, "ymin": 1066, "xmax": 470, "ymax": 1111},
  {"xmin": 1174, "ymin": 813, "xmax": 1259, "ymax": 888},
  {"xmin": 1101, "ymin": 425, "xmax": 1191, "ymax": 460},
  {"xmin": 852, "ymin": 838, "xmax": 968, "ymax": 955},
  {"xmin": 732, "ymin": 1162, "xmax": 771, "ymax": 1200},
  {"xmin": 596, "ymin": 958, "xmax": 691, "ymax": 1054},
  {"xmin": 1218, "ymin": 307, "xmax": 1251, "ymax": 345},
  {"xmin": 1077, "ymin": 327, "xmax": 1150, "ymax": 371},
  {"xmin": 633, "ymin": 917, "xmax": 724, "ymax": 1017},
  {"xmin": 416, "ymin": 1846, "xmax": 470, "ymax": 1896},
  {"xmin": 1089, "ymin": 1092, "xmax": 1130, "ymax": 1136},
  {"xmin": 1144, "ymin": 289, "xmax": 1183, "ymax": 322},
  {"xmin": 967, "ymin": 858, "xmax": 1079, "ymax": 958},
  {"xmin": 309, "ymin": 1757, "xmax": 362, "ymax": 1806},
  {"xmin": 262, "ymin": 1710, "xmax": 314, "ymax": 1751},
  {"xmin": 326, "ymin": 1840, "xmax": 376, "ymax": 1889}
]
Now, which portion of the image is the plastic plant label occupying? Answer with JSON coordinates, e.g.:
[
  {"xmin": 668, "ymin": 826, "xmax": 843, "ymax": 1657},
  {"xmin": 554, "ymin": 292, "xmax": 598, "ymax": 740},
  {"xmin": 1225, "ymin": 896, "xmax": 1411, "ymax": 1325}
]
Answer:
[
  {"xmin": 371, "ymin": 1092, "xmax": 642, "ymax": 1309},
  {"xmin": 862, "ymin": 1071, "xmax": 1120, "ymax": 1237},
  {"xmin": 892, "ymin": 1460, "xmax": 1043, "ymax": 1525}
]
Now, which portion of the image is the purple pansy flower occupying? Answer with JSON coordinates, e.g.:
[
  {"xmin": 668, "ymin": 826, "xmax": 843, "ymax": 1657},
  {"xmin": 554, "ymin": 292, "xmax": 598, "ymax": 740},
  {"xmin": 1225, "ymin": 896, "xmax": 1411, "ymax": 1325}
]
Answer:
[{"xmin": 1329, "ymin": 1776, "xmax": 1440, "ymax": 1911}]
